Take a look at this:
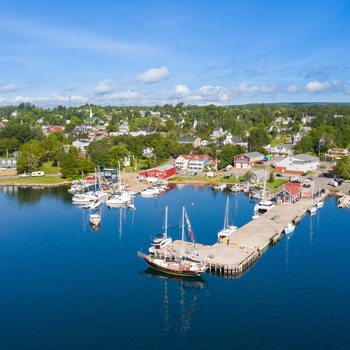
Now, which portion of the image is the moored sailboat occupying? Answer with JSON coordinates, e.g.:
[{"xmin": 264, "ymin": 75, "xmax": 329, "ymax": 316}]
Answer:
[
  {"xmin": 137, "ymin": 206, "xmax": 208, "ymax": 277},
  {"xmin": 217, "ymin": 196, "xmax": 238, "ymax": 242}
]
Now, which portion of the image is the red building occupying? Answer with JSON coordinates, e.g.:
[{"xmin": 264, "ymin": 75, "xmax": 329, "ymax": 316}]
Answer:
[
  {"xmin": 138, "ymin": 165, "xmax": 176, "ymax": 182},
  {"xmin": 234, "ymin": 152, "xmax": 264, "ymax": 168}
]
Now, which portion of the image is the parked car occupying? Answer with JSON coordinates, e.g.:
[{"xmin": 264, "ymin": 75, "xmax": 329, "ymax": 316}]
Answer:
[
  {"xmin": 19, "ymin": 173, "xmax": 29, "ymax": 178},
  {"xmin": 275, "ymin": 173, "xmax": 283, "ymax": 177},
  {"xmin": 31, "ymin": 171, "xmax": 45, "ymax": 177}
]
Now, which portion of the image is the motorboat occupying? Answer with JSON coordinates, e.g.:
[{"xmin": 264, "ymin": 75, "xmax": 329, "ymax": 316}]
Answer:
[
  {"xmin": 106, "ymin": 194, "xmax": 130, "ymax": 207},
  {"xmin": 284, "ymin": 221, "xmax": 295, "ymax": 235},
  {"xmin": 254, "ymin": 200, "xmax": 276, "ymax": 213},
  {"xmin": 89, "ymin": 213, "xmax": 101, "ymax": 226}
]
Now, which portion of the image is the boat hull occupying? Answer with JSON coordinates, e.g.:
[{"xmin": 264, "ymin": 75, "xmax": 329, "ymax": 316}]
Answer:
[{"xmin": 138, "ymin": 252, "xmax": 205, "ymax": 278}]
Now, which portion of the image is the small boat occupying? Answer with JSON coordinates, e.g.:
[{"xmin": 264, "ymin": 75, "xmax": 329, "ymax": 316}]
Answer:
[
  {"xmin": 230, "ymin": 184, "xmax": 241, "ymax": 193},
  {"xmin": 284, "ymin": 221, "xmax": 295, "ymax": 235},
  {"xmin": 316, "ymin": 200, "xmax": 324, "ymax": 208},
  {"xmin": 254, "ymin": 199, "xmax": 276, "ymax": 213},
  {"xmin": 89, "ymin": 213, "xmax": 101, "ymax": 226},
  {"xmin": 127, "ymin": 198, "xmax": 136, "ymax": 210},
  {"xmin": 308, "ymin": 204, "xmax": 317, "ymax": 215}
]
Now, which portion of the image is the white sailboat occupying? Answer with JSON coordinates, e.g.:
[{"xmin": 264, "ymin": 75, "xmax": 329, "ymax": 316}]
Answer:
[
  {"xmin": 308, "ymin": 183, "xmax": 317, "ymax": 215},
  {"xmin": 217, "ymin": 196, "xmax": 238, "ymax": 242},
  {"xmin": 138, "ymin": 206, "xmax": 208, "ymax": 277},
  {"xmin": 254, "ymin": 161, "xmax": 275, "ymax": 214}
]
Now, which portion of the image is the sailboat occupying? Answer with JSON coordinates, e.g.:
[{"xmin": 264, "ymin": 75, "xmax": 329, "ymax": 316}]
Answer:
[
  {"xmin": 137, "ymin": 206, "xmax": 208, "ymax": 277},
  {"xmin": 308, "ymin": 183, "xmax": 317, "ymax": 215},
  {"xmin": 217, "ymin": 196, "xmax": 238, "ymax": 242},
  {"xmin": 254, "ymin": 161, "xmax": 275, "ymax": 214}
]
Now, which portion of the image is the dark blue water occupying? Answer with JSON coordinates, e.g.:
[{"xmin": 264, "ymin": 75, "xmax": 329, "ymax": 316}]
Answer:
[{"xmin": 1, "ymin": 185, "xmax": 349, "ymax": 350}]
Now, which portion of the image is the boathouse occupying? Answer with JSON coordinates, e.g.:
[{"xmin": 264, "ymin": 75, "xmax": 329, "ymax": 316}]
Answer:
[
  {"xmin": 138, "ymin": 164, "xmax": 176, "ymax": 182},
  {"xmin": 234, "ymin": 152, "xmax": 264, "ymax": 169},
  {"xmin": 275, "ymin": 181, "xmax": 302, "ymax": 203}
]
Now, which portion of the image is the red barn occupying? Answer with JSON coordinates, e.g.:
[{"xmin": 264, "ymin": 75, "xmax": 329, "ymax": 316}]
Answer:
[{"xmin": 139, "ymin": 165, "xmax": 176, "ymax": 182}]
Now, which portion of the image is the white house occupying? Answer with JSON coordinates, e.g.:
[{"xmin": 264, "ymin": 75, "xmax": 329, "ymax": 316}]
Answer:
[
  {"xmin": 270, "ymin": 144, "xmax": 294, "ymax": 157},
  {"xmin": 142, "ymin": 147, "xmax": 154, "ymax": 158},
  {"xmin": 175, "ymin": 154, "xmax": 190, "ymax": 170},
  {"xmin": 211, "ymin": 127, "xmax": 224, "ymax": 139},
  {"xmin": 188, "ymin": 154, "xmax": 211, "ymax": 172},
  {"xmin": 119, "ymin": 123, "xmax": 129, "ymax": 134},
  {"xmin": 275, "ymin": 154, "xmax": 319, "ymax": 174},
  {"xmin": 72, "ymin": 139, "xmax": 91, "ymax": 153}
]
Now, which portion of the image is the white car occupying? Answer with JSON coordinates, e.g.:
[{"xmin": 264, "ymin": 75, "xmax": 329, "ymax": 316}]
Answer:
[{"xmin": 19, "ymin": 173, "xmax": 29, "ymax": 178}]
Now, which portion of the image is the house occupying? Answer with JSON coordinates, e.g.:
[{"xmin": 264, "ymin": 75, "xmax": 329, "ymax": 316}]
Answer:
[
  {"xmin": 223, "ymin": 134, "xmax": 248, "ymax": 150},
  {"xmin": 0, "ymin": 157, "xmax": 17, "ymax": 170},
  {"xmin": 274, "ymin": 117, "xmax": 290, "ymax": 125},
  {"xmin": 119, "ymin": 123, "xmax": 129, "ymax": 134},
  {"xmin": 174, "ymin": 154, "xmax": 190, "ymax": 171},
  {"xmin": 234, "ymin": 152, "xmax": 265, "ymax": 169},
  {"xmin": 270, "ymin": 144, "xmax": 294, "ymax": 157},
  {"xmin": 325, "ymin": 148, "xmax": 348, "ymax": 160},
  {"xmin": 188, "ymin": 154, "xmax": 211, "ymax": 172},
  {"xmin": 178, "ymin": 136, "xmax": 201, "ymax": 148},
  {"xmin": 138, "ymin": 164, "xmax": 176, "ymax": 182},
  {"xmin": 275, "ymin": 181, "xmax": 302, "ymax": 203},
  {"xmin": 274, "ymin": 154, "xmax": 320, "ymax": 174},
  {"xmin": 72, "ymin": 139, "xmax": 91, "ymax": 153},
  {"xmin": 211, "ymin": 127, "xmax": 224, "ymax": 139},
  {"xmin": 301, "ymin": 115, "xmax": 314, "ymax": 124},
  {"xmin": 142, "ymin": 147, "xmax": 154, "ymax": 158},
  {"xmin": 251, "ymin": 169, "xmax": 268, "ymax": 182}
]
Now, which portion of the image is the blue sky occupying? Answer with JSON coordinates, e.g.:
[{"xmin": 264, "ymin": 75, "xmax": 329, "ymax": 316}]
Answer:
[{"xmin": 0, "ymin": 0, "xmax": 349, "ymax": 108}]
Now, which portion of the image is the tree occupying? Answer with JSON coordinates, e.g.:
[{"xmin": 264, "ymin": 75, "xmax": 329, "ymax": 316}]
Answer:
[
  {"xmin": 333, "ymin": 156, "xmax": 350, "ymax": 179},
  {"xmin": 109, "ymin": 144, "xmax": 129, "ymax": 168},
  {"xmin": 16, "ymin": 140, "xmax": 43, "ymax": 173}
]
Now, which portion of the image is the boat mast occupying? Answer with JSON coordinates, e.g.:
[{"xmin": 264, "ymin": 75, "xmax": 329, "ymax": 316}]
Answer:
[
  {"xmin": 164, "ymin": 205, "xmax": 168, "ymax": 261},
  {"xmin": 224, "ymin": 197, "xmax": 229, "ymax": 229},
  {"xmin": 181, "ymin": 207, "xmax": 185, "ymax": 258}
]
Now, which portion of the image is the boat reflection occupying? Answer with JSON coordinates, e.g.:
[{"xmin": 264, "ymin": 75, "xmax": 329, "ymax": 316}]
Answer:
[{"xmin": 139, "ymin": 268, "xmax": 208, "ymax": 336}]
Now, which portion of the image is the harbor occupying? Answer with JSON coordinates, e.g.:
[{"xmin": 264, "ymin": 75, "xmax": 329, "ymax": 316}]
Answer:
[{"xmin": 167, "ymin": 193, "xmax": 326, "ymax": 277}]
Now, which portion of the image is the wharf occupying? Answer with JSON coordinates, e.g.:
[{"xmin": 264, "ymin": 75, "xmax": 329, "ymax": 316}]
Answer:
[
  {"xmin": 337, "ymin": 194, "xmax": 350, "ymax": 208},
  {"xmin": 169, "ymin": 194, "xmax": 325, "ymax": 278}
]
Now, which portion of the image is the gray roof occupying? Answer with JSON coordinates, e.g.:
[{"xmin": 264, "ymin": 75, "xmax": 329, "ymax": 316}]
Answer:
[
  {"xmin": 292, "ymin": 154, "xmax": 319, "ymax": 161},
  {"xmin": 243, "ymin": 152, "xmax": 264, "ymax": 160}
]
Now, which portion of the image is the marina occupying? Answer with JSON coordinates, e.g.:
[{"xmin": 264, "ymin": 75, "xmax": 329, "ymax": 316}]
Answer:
[{"xmin": 0, "ymin": 184, "xmax": 349, "ymax": 349}]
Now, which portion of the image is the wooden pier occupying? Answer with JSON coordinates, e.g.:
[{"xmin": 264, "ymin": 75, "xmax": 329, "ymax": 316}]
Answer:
[{"xmin": 169, "ymin": 194, "xmax": 326, "ymax": 278}]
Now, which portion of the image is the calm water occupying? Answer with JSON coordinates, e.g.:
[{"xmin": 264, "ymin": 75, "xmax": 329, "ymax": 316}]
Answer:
[{"xmin": 1, "ymin": 184, "xmax": 349, "ymax": 350}]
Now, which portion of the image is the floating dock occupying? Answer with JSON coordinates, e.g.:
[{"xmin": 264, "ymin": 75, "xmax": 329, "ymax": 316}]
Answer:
[{"xmin": 168, "ymin": 194, "xmax": 326, "ymax": 278}]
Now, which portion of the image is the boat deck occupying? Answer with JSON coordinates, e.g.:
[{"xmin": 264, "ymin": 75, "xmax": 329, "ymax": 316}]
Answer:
[{"xmin": 168, "ymin": 195, "xmax": 325, "ymax": 277}]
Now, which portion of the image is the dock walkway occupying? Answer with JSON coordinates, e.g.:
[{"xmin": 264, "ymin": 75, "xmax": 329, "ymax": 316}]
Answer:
[{"xmin": 169, "ymin": 195, "xmax": 324, "ymax": 277}]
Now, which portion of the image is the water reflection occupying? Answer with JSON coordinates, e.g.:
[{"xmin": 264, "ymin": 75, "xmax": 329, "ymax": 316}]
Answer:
[
  {"xmin": 1, "ymin": 185, "xmax": 72, "ymax": 204},
  {"xmin": 139, "ymin": 268, "xmax": 208, "ymax": 336}
]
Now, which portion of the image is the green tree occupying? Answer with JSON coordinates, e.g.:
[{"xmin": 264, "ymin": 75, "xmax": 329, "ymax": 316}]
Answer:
[
  {"xmin": 16, "ymin": 140, "xmax": 43, "ymax": 173},
  {"xmin": 333, "ymin": 156, "xmax": 350, "ymax": 179},
  {"xmin": 109, "ymin": 144, "xmax": 129, "ymax": 168}
]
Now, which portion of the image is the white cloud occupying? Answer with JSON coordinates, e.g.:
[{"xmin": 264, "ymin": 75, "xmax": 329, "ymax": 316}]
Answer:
[
  {"xmin": 173, "ymin": 84, "xmax": 190, "ymax": 97},
  {"xmin": 95, "ymin": 79, "xmax": 116, "ymax": 94},
  {"xmin": 137, "ymin": 66, "xmax": 169, "ymax": 83},
  {"xmin": 0, "ymin": 83, "xmax": 18, "ymax": 93},
  {"xmin": 304, "ymin": 81, "xmax": 331, "ymax": 92},
  {"xmin": 287, "ymin": 85, "xmax": 300, "ymax": 93}
]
